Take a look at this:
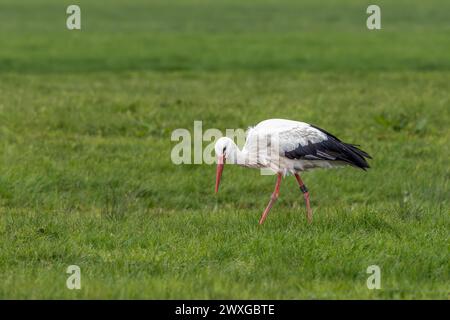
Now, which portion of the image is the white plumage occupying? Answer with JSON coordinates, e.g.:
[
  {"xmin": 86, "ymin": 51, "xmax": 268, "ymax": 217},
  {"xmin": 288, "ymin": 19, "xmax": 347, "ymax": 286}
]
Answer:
[{"xmin": 242, "ymin": 119, "xmax": 339, "ymax": 174}]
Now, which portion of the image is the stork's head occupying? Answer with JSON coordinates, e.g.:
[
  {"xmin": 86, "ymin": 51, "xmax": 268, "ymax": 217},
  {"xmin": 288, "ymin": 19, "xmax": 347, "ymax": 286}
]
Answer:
[{"xmin": 214, "ymin": 137, "xmax": 234, "ymax": 193}]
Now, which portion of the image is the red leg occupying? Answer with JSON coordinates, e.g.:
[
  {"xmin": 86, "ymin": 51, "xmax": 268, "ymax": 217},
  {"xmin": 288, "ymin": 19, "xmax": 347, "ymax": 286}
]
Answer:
[
  {"xmin": 295, "ymin": 173, "xmax": 312, "ymax": 223},
  {"xmin": 259, "ymin": 173, "xmax": 282, "ymax": 225}
]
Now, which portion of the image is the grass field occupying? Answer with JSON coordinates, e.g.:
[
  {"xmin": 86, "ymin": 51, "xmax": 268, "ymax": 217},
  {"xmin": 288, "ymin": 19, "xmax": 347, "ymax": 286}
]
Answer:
[{"xmin": 0, "ymin": 0, "xmax": 449, "ymax": 299}]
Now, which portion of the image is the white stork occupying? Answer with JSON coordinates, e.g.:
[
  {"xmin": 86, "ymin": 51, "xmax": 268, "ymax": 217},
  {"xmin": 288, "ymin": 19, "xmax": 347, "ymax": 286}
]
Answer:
[{"xmin": 214, "ymin": 119, "xmax": 371, "ymax": 224}]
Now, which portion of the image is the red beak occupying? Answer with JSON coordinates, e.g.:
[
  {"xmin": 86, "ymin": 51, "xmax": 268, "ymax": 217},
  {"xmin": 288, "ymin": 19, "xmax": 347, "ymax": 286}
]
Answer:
[{"xmin": 215, "ymin": 155, "xmax": 225, "ymax": 193}]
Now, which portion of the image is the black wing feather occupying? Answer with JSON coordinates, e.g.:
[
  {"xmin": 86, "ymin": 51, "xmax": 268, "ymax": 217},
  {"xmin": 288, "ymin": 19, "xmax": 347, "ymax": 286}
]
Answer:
[{"xmin": 284, "ymin": 124, "xmax": 372, "ymax": 170}]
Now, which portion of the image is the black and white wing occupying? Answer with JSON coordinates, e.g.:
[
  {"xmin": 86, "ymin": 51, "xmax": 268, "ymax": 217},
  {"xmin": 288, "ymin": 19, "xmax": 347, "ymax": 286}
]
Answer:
[{"xmin": 278, "ymin": 123, "xmax": 371, "ymax": 170}]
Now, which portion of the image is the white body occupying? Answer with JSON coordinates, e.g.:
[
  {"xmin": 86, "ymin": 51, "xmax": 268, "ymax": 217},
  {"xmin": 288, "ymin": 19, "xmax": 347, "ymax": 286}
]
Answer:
[{"xmin": 217, "ymin": 119, "xmax": 344, "ymax": 176}]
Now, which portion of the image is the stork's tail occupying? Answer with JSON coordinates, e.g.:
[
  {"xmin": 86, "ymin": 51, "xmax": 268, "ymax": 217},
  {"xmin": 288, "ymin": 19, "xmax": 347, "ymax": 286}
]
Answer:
[{"xmin": 341, "ymin": 143, "xmax": 372, "ymax": 170}]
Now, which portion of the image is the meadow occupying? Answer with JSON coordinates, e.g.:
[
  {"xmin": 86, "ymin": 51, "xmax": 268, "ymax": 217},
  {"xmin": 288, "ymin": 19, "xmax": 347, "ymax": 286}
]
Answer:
[{"xmin": 0, "ymin": 0, "xmax": 448, "ymax": 299}]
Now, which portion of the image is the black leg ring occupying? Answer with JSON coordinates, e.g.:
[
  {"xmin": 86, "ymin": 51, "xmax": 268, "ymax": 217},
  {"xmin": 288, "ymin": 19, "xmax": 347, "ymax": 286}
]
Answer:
[{"xmin": 300, "ymin": 185, "xmax": 308, "ymax": 194}]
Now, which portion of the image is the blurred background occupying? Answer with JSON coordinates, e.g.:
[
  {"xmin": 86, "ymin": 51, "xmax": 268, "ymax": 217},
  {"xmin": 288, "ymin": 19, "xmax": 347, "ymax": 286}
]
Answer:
[
  {"xmin": 0, "ymin": 0, "xmax": 448, "ymax": 299},
  {"xmin": 1, "ymin": 0, "xmax": 450, "ymax": 72}
]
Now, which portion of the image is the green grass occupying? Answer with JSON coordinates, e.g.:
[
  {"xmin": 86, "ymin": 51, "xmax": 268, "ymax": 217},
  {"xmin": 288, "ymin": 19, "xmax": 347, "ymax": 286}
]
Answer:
[{"xmin": 0, "ymin": 0, "xmax": 449, "ymax": 299}]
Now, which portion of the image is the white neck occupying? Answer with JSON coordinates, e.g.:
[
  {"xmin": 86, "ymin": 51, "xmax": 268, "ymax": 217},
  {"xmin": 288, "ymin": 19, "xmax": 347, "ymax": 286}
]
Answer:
[{"xmin": 226, "ymin": 141, "xmax": 250, "ymax": 166}]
